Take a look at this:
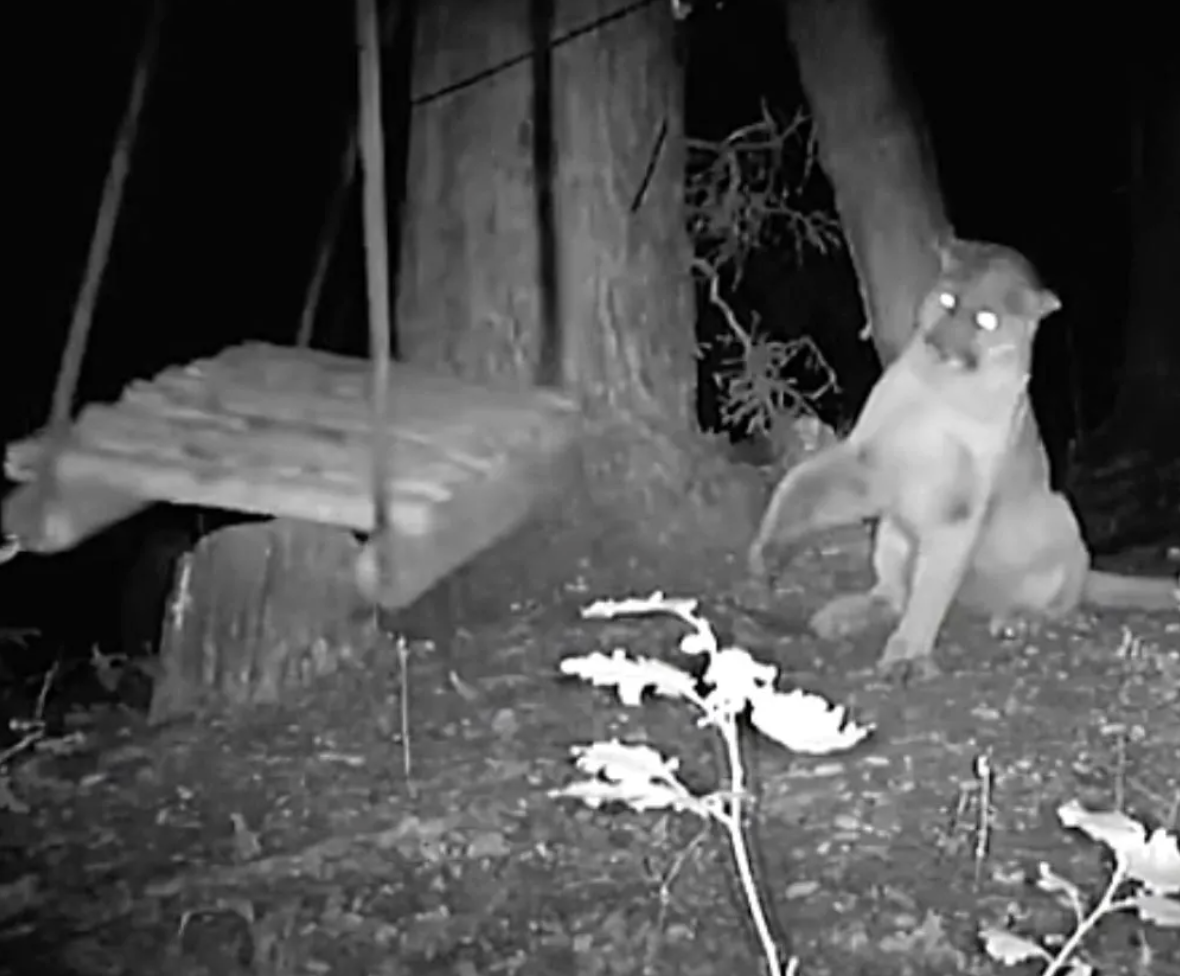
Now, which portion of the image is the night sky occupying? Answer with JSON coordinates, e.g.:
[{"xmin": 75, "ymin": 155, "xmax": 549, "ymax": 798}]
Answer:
[{"xmin": 1, "ymin": 0, "xmax": 1162, "ymax": 644}]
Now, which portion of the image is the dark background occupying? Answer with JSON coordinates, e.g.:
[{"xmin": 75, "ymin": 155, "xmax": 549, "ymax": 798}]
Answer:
[{"xmin": 0, "ymin": 0, "xmax": 1158, "ymax": 661}]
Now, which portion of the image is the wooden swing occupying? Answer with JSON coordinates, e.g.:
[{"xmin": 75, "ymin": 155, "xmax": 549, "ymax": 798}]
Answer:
[{"xmin": 2, "ymin": 0, "xmax": 580, "ymax": 612}]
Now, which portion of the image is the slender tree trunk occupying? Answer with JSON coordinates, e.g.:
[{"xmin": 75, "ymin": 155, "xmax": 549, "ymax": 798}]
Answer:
[
  {"xmin": 782, "ymin": 0, "xmax": 949, "ymax": 363},
  {"xmin": 1067, "ymin": 53, "xmax": 1180, "ymax": 552},
  {"xmin": 1108, "ymin": 34, "xmax": 1180, "ymax": 438},
  {"xmin": 397, "ymin": 0, "xmax": 758, "ymax": 551}
]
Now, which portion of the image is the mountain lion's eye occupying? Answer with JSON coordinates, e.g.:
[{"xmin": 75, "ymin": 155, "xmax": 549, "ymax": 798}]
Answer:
[
  {"xmin": 975, "ymin": 310, "xmax": 999, "ymax": 331},
  {"xmin": 938, "ymin": 292, "xmax": 957, "ymax": 311}
]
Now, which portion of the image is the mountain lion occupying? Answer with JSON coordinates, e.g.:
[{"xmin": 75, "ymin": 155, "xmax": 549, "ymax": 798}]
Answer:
[{"xmin": 747, "ymin": 239, "xmax": 1179, "ymax": 679}]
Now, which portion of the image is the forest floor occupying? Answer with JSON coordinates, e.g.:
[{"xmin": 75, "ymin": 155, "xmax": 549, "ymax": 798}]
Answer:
[{"xmin": 1, "ymin": 527, "xmax": 1178, "ymax": 976}]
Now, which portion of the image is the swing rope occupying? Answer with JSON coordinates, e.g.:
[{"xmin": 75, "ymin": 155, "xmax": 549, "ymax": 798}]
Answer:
[
  {"xmin": 295, "ymin": 3, "xmax": 405, "ymax": 350},
  {"xmin": 46, "ymin": 0, "xmax": 165, "ymax": 436},
  {"xmin": 2, "ymin": 0, "xmax": 166, "ymax": 554},
  {"xmin": 295, "ymin": 138, "xmax": 357, "ymax": 349},
  {"xmin": 355, "ymin": 0, "xmax": 396, "ymax": 593}
]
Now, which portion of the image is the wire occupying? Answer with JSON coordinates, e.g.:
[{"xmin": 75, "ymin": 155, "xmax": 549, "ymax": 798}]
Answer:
[
  {"xmin": 296, "ymin": 0, "xmax": 644, "ymax": 358},
  {"xmin": 411, "ymin": 0, "xmax": 657, "ymax": 110}
]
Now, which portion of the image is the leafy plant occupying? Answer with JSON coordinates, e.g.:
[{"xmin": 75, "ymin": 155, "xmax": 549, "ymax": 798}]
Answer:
[
  {"xmin": 551, "ymin": 591, "xmax": 872, "ymax": 976},
  {"xmin": 980, "ymin": 799, "xmax": 1180, "ymax": 976}
]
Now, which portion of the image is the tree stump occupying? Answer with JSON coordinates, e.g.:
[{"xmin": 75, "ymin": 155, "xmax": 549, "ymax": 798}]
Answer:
[{"xmin": 148, "ymin": 519, "xmax": 371, "ymax": 724}]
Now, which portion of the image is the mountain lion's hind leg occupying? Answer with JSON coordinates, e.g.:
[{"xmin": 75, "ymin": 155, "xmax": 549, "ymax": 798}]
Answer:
[
  {"xmin": 748, "ymin": 443, "xmax": 877, "ymax": 578},
  {"xmin": 968, "ymin": 491, "xmax": 1086, "ymax": 637},
  {"xmin": 811, "ymin": 518, "xmax": 910, "ymax": 638}
]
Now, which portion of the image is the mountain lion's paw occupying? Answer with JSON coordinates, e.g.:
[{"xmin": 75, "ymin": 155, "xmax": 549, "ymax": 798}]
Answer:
[{"xmin": 876, "ymin": 631, "xmax": 941, "ymax": 684}]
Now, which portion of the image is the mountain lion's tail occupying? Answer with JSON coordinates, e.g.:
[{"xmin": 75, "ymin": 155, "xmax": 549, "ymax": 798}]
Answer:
[{"xmin": 1083, "ymin": 570, "xmax": 1180, "ymax": 612}]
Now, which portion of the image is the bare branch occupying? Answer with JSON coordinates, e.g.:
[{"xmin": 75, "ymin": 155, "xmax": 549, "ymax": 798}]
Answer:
[{"xmin": 686, "ymin": 108, "xmax": 843, "ymax": 284}]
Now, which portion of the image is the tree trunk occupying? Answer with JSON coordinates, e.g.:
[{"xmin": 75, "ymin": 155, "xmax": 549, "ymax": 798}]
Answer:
[
  {"xmin": 782, "ymin": 0, "xmax": 949, "ymax": 363},
  {"xmin": 1066, "ymin": 53, "xmax": 1180, "ymax": 553},
  {"xmin": 397, "ymin": 0, "xmax": 759, "ymax": 555}
]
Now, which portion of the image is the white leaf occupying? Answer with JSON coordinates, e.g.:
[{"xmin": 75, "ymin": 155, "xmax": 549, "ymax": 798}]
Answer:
[
  {"xmin": 748, "ymin": 687, "xmax": 873, "ymax": 754},
  {"xmin": 580, "ymin": 592, "xmax": 669, "ymax": 619},
  {"xmin": 704, "ymin": 646, "xmax": 778, "ymax": 692},
  {"xmin": 1056, "ymin": 800, "xmax": 1146, "ymax": 861},
  {"xmin": 559, "ymin": 651, "xmax": 697, "ymax": 706},
  {"xmin": 551, "ymin": 740, "xmax": 712, "ymax": 818},
  {"xmin": 582, "ymin": 592, "xmax": 718, "ymax": 657},
  {"xmin": 679, "ymin": 628, "xmax": 716, "ymax": 657},
  {"xmin": 978, "ymin": 926, "xmax": 1050, "ymax": 964},
  {"xmin": 1057, "ymin": 803, "xmax": 1180, "ymax": 894},
  {"xmin": 570, "ymin": 740, "xmax": 681, "ymax": 782},
  {"xmin": 582, "ymin": 591, "xmax": 698, "ymax": 623},
  {"xmin": 693, "ymin": 648, "xmax": 779, "ymax": 724},
  {"xmin": 549, "ymin": 779, "xmax": 707, "ymax": 815},
  {"xmin": 1126, "ymin": 828, "xmax": 1180, "ymax": 894},
  {"xmin": 1036, "ymin": 862, "xmax": 1084, "ymax": 914},
  {"xmin": 1129, "ymin": 892, "xmax": 1180, "ymax": 928}
]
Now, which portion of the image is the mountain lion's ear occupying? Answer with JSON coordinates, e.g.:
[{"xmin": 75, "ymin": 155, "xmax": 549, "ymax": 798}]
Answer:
[
  {"xmin": 934, "ymin": 240, "xmax": 955, "ymax": 273},
  {"xmin": 1036, "ymin": 289, "xmax": 1061, "ymax": 318}
]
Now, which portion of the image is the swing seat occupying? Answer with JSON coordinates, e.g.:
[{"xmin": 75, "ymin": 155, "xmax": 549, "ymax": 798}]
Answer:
[{"xmin": 3, "ymin": 342, "xmax": 582, "ymax": 611}]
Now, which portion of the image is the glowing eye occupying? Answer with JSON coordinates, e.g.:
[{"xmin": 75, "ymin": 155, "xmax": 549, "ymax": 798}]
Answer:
[
  {"xmin": 938, "ymin": 291, "xmax": 957, "ymax": 310},
  {"xmin": 975, "ymin": 310, "xmax": 999, "ymax": 331}
]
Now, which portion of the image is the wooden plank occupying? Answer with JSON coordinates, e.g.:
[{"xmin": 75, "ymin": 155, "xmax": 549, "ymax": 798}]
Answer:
[
  {"xmin": 47, "ymin": 446, "xmax": 436, "ymax": 534},
  {"xmin": 123, "ymin": 384, "xmax": 565, "ymax": 468},
  {"xmin": 356, "ymin": 439, "xmax": 577, "ymax": 611},
  {"xmin": 68, "ymin": 402, "xmax": 477, "ymax": 494},
  {"xmin": 7, "ymin": 351, "xmax": 577, "ymax": 486},
  {"xmin": 2, "ymin": 343, "xmax": 583, "ymax": 576},
  {"xmin": 99, "ymin": 395, "xmax": 504, "ymax": 480},
  {"xmin": 7, "ymin": 346, "xmax": 577, "ymax": 485},
  {"xmin": 7, "ymin": 414, "xmax": 459, "ymax": 503},
  {"xmin": 213, "ymin": 342, "xmax": 573, "ymax": 412},
  {"xmin": 19, "ymin": 391, "xmax": 576, "ymax": 499},
  {"xmin": 1, "ymin": 474, "xmax": 151, "ymax": 553},
  {"xmin": 5, "ymin": 401, "xmax": 579, "ymax": 537},
  {"xmin": 142, "ymin": 343, "xmax": 574, "ymax": 437}
]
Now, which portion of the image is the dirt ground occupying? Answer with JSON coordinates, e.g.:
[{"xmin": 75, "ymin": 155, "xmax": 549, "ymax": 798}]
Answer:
[{"xmin": 1, "ymin": 533, "xmax": 1178, "ymax": 976}]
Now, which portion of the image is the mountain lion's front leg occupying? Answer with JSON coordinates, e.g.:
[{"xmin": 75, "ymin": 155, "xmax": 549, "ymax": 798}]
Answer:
[{"xmin": 877, "ymin": 520, "xmax": 981, "ymax": 680}]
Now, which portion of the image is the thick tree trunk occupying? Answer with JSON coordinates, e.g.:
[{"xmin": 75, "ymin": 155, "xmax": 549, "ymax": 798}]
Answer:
[
  {"xmin": 398, "ymin": 0, "xmax": 759, "ymax": 553},
  {"xmin": 782, "ymin": 0, "xmax": 949, "ymax": 363},
  {"xmin": 1066, "ymin": 55, "xmax": 1180, "ymax": 553}
]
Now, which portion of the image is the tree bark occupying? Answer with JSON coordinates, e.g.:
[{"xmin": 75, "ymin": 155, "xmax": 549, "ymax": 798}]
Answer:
[
  {"xmin": 782, "ymin": 0, "xmax": 949, "ymax": 363},
  {"xmin": 397, "ymin": 0, "xmax": 759, "ymax": 550},
  {"xmin": 1066, "ymin": 53, "xmax": 1180, "ymax": 553},
  {"xmin": 1106, "ymin": 31, "xmax": 1180, "ymax": 439}
]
